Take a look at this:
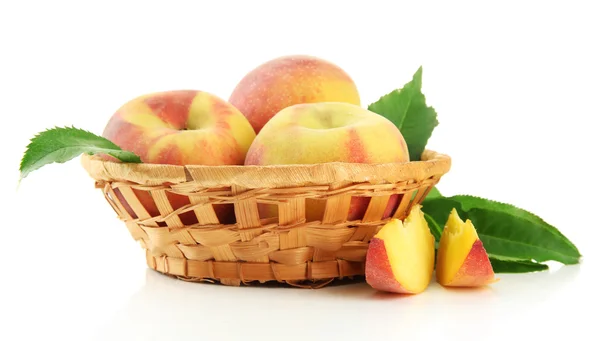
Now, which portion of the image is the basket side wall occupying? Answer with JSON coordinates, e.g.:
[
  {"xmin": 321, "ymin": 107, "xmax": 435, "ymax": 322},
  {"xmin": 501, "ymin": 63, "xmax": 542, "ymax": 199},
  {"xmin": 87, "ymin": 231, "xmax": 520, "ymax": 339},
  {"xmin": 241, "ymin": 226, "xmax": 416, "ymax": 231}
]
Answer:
[{"xmin": 100, "ymin": 174, "xmax": 442, "ymax": 286}]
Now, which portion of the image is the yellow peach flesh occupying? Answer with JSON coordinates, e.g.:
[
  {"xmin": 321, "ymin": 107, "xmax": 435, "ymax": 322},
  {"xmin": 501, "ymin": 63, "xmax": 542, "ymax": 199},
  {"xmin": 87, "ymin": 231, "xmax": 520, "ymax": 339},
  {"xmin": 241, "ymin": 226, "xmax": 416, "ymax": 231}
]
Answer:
[
  {"xmin": 368, "ymin": 205, "xmax": 435, "ymax": 293},
  {"xmin": 436, "ymin": 208, "xmax": 481, "ymax": 285}
]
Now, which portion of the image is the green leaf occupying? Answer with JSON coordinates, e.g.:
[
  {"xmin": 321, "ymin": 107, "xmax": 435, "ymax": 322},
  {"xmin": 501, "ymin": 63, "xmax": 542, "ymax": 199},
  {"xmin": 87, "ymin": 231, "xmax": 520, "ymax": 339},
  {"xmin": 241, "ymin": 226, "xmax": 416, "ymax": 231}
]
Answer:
[
  {"xmin": 423, "ymin": 212, "xmax": 443, "ymax": 241},
  {"xmin": 19, "ymin": 126, "xmax": 142, "ymax": 180},
  {"xmin": 421, "ymin": 195, "xmax": 582, "ymax": 265},
  {"xmin": 424, "ymin": 186, "xmax": 442, "ymax": 201},
  {"xmin": 368, "ymin": 66, "xmax": 439, "ymax": 161},
  {"xmin": 489, "ymin": 256, "xmax": 549, "ymax": 273}
]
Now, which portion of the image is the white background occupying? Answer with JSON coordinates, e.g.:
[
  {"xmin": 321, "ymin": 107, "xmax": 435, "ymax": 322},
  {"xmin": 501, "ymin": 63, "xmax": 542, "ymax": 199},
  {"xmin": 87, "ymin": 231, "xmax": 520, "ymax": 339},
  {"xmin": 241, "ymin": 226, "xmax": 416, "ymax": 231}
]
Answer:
[{"xmin": 2, "ymin": 1, "xmax": 599, "ymax": 340}]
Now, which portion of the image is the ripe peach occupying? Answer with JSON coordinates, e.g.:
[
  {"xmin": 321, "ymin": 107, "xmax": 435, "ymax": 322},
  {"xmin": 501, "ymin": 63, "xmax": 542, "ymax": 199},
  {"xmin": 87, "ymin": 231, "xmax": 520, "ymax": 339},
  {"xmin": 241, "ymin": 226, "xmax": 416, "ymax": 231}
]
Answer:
[
  {"xmin": 244, "ymin": 102, "xmax": 409, "ymax": 222},
  {"xmin": 229, "ymin": 55, "xmax": 361, "ymax": 133},
  {"xmin": 103, "ymin": 90, "xmax": 256, "ymax": 165},
  {"xmin": 436, "ymin": 209, "xmax": 498, "ymax": 287},
  {"xmin": 365, "ymin": 205, "xmax": 436, "ymax": 294},
  {"xmin": 102, "ymin": 90, "xmax": 255, "ymax": 225}
]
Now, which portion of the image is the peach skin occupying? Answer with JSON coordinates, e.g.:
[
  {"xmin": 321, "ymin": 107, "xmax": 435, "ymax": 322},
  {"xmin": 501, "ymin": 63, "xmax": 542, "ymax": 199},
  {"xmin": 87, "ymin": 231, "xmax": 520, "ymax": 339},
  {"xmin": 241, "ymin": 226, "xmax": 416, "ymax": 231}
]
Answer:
[
  {"xmin": 102, "ymin": 90, "xmax": 256, "ymax": 166},
  {"xmin": 229, "ymin": 55, "xmax": 361, "ymax": 133}
]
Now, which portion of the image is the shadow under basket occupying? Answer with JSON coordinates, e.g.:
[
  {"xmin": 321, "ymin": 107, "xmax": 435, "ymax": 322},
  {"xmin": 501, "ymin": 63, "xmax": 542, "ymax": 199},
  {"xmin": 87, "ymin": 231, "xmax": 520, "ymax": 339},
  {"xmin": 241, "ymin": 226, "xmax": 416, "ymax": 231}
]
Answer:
[{"xmin": 81, "ymin": 150, "xmax": 451, "ymax": 288}]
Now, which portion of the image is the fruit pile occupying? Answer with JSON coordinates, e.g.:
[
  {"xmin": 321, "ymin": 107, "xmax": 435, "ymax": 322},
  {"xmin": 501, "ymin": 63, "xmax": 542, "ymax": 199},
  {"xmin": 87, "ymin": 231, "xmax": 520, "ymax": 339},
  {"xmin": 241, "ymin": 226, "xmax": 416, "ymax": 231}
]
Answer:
[
  {"xmin": 19, "ymin": 54, "xmax": 582, "ymax": 295},
  {"xmin": 97, "ymin": 55, "xmax": 415, "ymax": 231},
  {"xmin": 99, "ymin": 55, "xmax": 455, "ymax": 293},
  {"xmin": 101, "ymin": 55, "xmax": 410, "ymax": 169}
]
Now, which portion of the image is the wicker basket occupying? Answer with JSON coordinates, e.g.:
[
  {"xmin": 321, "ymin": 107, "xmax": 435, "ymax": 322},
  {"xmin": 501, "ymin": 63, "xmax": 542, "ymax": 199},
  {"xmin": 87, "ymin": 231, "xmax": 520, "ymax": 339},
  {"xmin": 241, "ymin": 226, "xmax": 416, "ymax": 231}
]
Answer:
[{"xmin": 81, "ymin": 149, "xmax": 451, "ymax": 287}]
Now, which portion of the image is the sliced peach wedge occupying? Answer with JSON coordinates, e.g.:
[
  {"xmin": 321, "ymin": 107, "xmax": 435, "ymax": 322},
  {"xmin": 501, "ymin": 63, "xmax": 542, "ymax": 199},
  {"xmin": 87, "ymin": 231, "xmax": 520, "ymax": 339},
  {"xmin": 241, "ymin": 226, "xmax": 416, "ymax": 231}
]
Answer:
[
  {"xmin": 436, "ymin": 208, "xmax": 498, "ymax": 287},
  {"xmin": 365, "ymin": 205, "xmax": 435, "ymax": 294}
]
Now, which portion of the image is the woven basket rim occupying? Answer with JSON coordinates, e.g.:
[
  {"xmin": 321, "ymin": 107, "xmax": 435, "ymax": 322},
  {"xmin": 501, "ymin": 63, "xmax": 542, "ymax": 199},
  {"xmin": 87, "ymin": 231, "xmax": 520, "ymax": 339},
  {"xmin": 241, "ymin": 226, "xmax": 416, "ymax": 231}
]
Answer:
[{"xmin": 80, "ymin": 149, "xmax": 451, "ymax": 188}]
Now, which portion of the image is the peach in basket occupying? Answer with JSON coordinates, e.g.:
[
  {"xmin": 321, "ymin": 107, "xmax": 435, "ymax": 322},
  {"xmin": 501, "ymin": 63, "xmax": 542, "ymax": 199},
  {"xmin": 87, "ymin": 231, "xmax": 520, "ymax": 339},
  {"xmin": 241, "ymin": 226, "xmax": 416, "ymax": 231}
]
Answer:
[
  {"xmin": 20, "ymin": 59, "xmax": 451, "ymax": 288},
  {"xmin": 80, "ymin": 95, "xmax": 450, "ymax": 287}
]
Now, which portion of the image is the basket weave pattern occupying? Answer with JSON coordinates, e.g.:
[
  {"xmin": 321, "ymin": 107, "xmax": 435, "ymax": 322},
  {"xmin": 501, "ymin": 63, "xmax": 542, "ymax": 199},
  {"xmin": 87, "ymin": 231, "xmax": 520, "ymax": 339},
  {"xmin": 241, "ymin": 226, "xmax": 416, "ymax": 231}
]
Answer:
[{"xmin": 81, "ymin": 150, "xmax": 451, "ymax": 287}]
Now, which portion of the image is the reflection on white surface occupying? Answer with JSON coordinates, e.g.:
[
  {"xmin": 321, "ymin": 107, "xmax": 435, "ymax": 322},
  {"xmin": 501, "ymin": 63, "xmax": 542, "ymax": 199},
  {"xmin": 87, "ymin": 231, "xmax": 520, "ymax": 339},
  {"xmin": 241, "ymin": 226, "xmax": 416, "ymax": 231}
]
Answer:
[
  {"xmin": 93, "ymin": 262, "xmax": 586, "ymax": 341},
  {"xmin": 7, "ymin": 165, "xmax": 590, "ymax": 341},
  {"xmin": 5, "ymin": 130, "xmax": 596, "ymax": 341}
]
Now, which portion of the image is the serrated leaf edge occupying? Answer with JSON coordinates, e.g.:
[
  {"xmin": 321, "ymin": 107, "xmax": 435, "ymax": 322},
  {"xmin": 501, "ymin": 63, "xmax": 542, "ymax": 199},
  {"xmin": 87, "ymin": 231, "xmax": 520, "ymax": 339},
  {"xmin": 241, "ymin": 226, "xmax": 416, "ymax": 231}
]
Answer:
[
  {"xmin": 425, "ymin": 195, "xmax": 582, "ymax": 263},
  {"xmin": 449, "ymin": 194, "xmax": 581, "ymax": 257}
]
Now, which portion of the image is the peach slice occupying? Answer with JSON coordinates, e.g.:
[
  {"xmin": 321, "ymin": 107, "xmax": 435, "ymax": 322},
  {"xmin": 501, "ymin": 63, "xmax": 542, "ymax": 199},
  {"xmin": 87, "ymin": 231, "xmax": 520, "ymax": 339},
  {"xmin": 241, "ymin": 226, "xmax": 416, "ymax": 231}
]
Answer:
[
  {"xmin": 365, "ymin": 205, "xmax": 435, "ymax": 294},
  {"xmin": 436, "ymin": 208, "xmax": 498, "ymax": 287}
]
